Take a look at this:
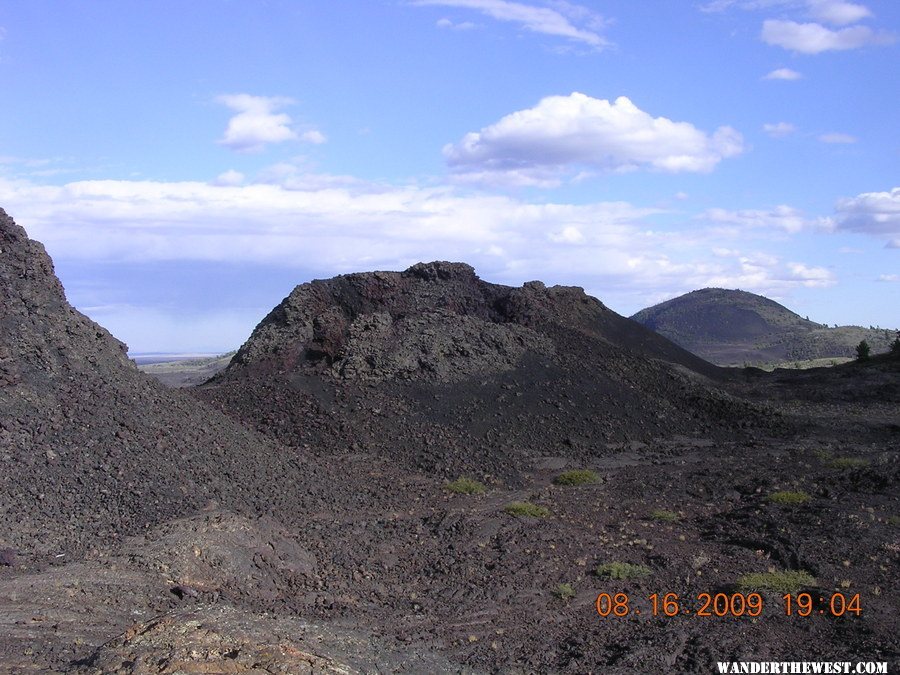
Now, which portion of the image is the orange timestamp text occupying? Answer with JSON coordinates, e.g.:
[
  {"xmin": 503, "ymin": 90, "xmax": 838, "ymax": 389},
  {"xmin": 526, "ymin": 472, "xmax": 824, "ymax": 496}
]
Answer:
[{"xmin": 596, "ymin": 592, "xmax": 862, "ymax": 618}]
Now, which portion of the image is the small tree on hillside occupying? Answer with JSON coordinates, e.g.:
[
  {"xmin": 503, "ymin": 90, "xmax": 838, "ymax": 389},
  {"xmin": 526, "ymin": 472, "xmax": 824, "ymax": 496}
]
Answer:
[
  {"xmin": 890, "ymin": 332, "xmax": 900, "ymax": 355},
  {"xmin": 855, "ymin": 340, "xmax": 870, "ymax": 361}
]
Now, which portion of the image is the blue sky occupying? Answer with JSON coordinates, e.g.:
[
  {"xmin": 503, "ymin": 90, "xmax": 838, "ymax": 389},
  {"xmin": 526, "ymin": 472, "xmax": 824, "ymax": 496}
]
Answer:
[{"xmin": 1, "ymin": 0, "xmax": 897, "ymax": 352}]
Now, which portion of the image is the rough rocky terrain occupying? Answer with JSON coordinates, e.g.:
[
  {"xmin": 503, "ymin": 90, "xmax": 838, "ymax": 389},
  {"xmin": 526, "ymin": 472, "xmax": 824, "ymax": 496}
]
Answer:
[
  {"xmin": 631, "ymin": 287, "xmax": 897, "ymax": 366},
  {"xmin": 1, "ymin": 208, "xmax": 898, "ymax": 673}
]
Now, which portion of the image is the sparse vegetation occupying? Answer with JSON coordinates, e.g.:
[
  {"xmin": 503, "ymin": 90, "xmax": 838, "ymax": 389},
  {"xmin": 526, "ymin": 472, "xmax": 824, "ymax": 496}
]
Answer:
[
  {"xmin": 503, "ymin": 501, "xmax": 550, "ymax": 518},
  {"xmin": 887, "ymin": 515, "xmax": 900, "ymax": 526},
  {"xmin": 553, "ymin": 583, "xmax": 576, "ymax": 600},
  {"xmin": 737, "ymin": 570, "xmax": 816, "ymax": 593},
  {"xmin": 554, "ymin": 469, "xmax": 600, "ymax": 486},
  {"xmin": 813, "ymin": 448, "xmax": 833, "ymax": 462},
  {"xmin": 649, "ymin": 509, "xmax": 679, "ymax": 522},
  {"xmin": 855, "ymin": 340, "xmax": 870, "ymax": 361},
  {"xmin": 445, "ymin": 477, "xmax": 486, "ymax": 495},
  {"xmin": 829, "ymin": 457, "xmax": 869, "ymax": 470},
  {"xmin": 814, "ymin": 449, "xmax": 869, "ymax": 470},
  {"xmin": 595, "ymin": 562, "xmax": 652, "ymax": 580},
  {"xmin": 767, "ymin": 490, "xmax": 811, "ymax": 506}
]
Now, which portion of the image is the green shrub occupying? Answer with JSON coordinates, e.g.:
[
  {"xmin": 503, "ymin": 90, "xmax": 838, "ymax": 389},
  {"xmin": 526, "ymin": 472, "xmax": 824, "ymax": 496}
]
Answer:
[
  {"xmin": 814, "ymin": 449, "xmax": 870, "ymax": 470},
  {"xmin": 445, "ymin": 477, "xmax": 486, "ymax": 495},
  {"xmin": 595, "ymin": 562, "xmax": 652, "ymax": 580},
  {"xmin": 767, "ymin": 490, "xmax": 811, "ymax": 506},
  {"xmin": 649, "ymin": 509, "xmax": 679, "ymax": 522},
  {"xmin": 855, "ymin": 340, "xmax": 870, "ymax": 361},
  {"xmin": 887, "ymin": 515, "xmax": 900, "ymax": 526},
  {"xmin": 553, "ymin": 583, "xmax": 576, "ymax": 600},
  {"xmin": 503, "ymin": 501, "xmax": 550, "ymax": 518},
  {"xmin": 554, "ymin": 469, "xmax": 600, "ymax": 486},
  {"xmin": 737, "ymin": 570, "xmax": 816, "ymax": 593}
]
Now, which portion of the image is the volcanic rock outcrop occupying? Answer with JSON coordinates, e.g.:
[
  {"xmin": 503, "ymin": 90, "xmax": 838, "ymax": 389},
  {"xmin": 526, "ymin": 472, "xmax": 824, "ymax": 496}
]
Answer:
[
  {"xmin": 198, "ymin": 261, "xmax": 779, "ymax": 481},
  {"xmin": 228, "ymin": 261, "xmax": 719, "ymax": 381}
]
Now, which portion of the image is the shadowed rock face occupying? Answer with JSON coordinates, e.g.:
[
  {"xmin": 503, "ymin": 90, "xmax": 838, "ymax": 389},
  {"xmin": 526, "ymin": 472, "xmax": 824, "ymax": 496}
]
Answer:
[
  {"xmin": 0, "ymin": 208, "xmax": 325, "ymax": 557},
  {"xmin": 0, "ymin": 209, "xmax": 132, "ymax": 387}
]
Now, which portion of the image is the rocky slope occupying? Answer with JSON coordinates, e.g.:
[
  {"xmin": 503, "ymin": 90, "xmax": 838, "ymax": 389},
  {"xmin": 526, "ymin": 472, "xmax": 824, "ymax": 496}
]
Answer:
[
  {"xmin": 631, "ymin": 287, "xmax": 896, "ymax": 366},
  {"xmin": 0, "ymin": 208, "xmax": 324, "ymax": 556}
]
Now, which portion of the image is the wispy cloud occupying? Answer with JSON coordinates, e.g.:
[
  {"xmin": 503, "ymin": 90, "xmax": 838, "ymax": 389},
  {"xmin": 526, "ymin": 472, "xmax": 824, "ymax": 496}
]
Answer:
[
  {"xmin": 701, "ymin": 0, "xmax": 871, "ymax": 24},
  {"xmin": 761, "ymin": 19, "xmax": 895, "ymax": 53},
  {"xmin": 806, "ymin": 0, "xmax": 872, "ymax": 26},
  {"xmin": 216, "ymin": 94, "xmax": 326, "ymax": 153},
  {"xmin": 763, "ymin": 122, "xmax": 797, "ymax": 138},
  {"xmin": 818, "ymin": 132, "xmax": 857, "ymax": 144},
  {"xmin": 436, "ymin": 17, "xmax": 478, "ymax": 29},
  {"xmin": 702, "ymin": 204, "xmax": 820, "ymax": 234},
  {"xmin": 684, "ymin": 247, "xmax": 836, "ymax": 290},
  {"xmin": 443, "ymin": 93, "xmax": 744, "ymax": 185},
  {"xmin": 212, "ymin": 170, "xmax": 245, "ymax": 187},
  {"xmin": 703, "ymin": 1, "xmax": 894, "ymax": 53},
  {"xmin": 763, "ymin": 67, "xmax": 803, "ymax": 80},
  {"xmin": 413, "ymin": 0, "xmax": 610, "ymax": 49}
]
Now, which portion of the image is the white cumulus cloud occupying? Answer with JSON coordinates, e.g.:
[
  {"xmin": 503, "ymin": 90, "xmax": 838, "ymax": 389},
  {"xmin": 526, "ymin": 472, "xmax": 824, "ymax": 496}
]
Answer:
[
  {"xmin": 834, "ymin": 187, "xmax": 900, "ymax": 241},
  {"xmin": 761, "ymin": 19, "xmax": 894, "ymax": 53},
  {"xmin": 413, "ymin": 0, "xmax": 610, "ymax": 49},
  {"xmin": 443, "ymin": 93, "xmax": 744, "ymax": 184},
  {"xmin": 786, "ymin": 261, "xmax": 836, "ymax": 287},
  {"xmin": 217, "ymin": 94, "xmax": 325, "ymax": 153}
]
